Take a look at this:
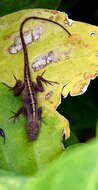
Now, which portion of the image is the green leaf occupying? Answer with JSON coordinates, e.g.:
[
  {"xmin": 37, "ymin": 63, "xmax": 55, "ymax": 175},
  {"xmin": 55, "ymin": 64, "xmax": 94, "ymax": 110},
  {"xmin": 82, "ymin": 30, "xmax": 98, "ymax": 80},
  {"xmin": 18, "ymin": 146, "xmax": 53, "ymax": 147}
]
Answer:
[
  {"xmin": 0, "ymin": 139, "xmax": 98, "ymax": 190},
  {"xmin": 1, "ymin": 9, "xmax": 98, "ymax": 111},
  {"xmin": 1, "ymin": 8, "xmax": 98, "ymax": 185},
  {"xmin": 0, "ymin": 169, "xmax": 34, "ymax": 190},
  {"xmin": 0, "ymin": 83, "xmax": 70, "ymax": 175},
  {"xmin": 29, "ymin": 139, "xmax": 98, "ymax": 190},
  {"xmin": 0, "ymin": 9, "xmax": 72, "ymax": 174}
]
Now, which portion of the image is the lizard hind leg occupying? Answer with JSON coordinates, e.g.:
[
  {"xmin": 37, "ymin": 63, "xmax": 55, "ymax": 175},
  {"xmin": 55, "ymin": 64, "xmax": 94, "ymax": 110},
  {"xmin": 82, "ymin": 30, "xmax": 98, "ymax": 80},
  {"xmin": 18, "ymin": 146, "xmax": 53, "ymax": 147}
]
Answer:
[
  {"xmin": 9, "ymin": 107, "xmax": 26, "ymax": 123},
  {"xmin": 37, "ymin": 107, "xmax": 46, "ymax": 125},
  {"xmin": 37, "ymin": 107, "xmax": 42, "ymax": 121},
  {"xmin": 2, "ymin": 75, "xmax": 25, "ymax": 96},
  {"xmin": 12, "ymin": 75, "xmax": 25, "ymax": 96}
]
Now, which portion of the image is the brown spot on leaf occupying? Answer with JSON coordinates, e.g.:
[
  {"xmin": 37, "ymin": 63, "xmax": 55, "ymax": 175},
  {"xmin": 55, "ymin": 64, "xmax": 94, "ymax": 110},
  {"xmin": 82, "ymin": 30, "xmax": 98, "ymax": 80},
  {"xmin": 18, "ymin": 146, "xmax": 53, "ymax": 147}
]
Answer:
[
  {"xmin": 49, "ymin": 16, "xmax": 54, "ymax": 20},
  {"xmin": 83, "ymin": 72, "xmax": 98, "ymax": 80},
  {"xmin": 67, "ymin": 34, "xmax": 89, "ymax": 48},
  {"xmin": 45, "ymin": 89, "xmax": 54, "ymax": 100},
  {"xmin": 55, "ymin": 15, "xmax": 62, "ymax": 22},
  {"xmin": 4, "ymin": 31, "xmax": 15, "ymax": 40},
  {"xmin": 50, "ymin": 10, "xmax": 60, "ymax": 14},
  {"xmin": 50, "ymin": 101, "xmax": 53, "ymax": 104},
  {"xmin": 44, "ymin": 9, "xmax": 59, "ymax": 14}
]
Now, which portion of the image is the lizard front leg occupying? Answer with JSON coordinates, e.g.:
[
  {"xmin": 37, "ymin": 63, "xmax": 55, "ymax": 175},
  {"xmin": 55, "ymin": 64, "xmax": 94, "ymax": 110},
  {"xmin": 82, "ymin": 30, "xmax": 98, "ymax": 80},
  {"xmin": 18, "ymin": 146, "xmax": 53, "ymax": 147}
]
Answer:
[
  {"xmin": 32, "ymin": 71, "xmax": 59, "ymax": 92},
  {"xmin": 2, "ymin": 75, "xmax": 25, "ymax": 96}
]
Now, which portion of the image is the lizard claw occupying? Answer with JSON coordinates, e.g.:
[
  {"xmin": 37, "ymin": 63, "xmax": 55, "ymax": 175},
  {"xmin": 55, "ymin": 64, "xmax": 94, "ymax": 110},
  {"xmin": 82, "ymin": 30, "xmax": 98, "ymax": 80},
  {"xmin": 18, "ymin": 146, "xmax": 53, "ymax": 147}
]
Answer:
[
  {"xmin": 40, "ymin": 71, "xmax": 59, "ymax": 86},
  {"xmin": 1, "ymin": 74, "xmax": 18, "ymax": 90},
  {"xmin": 13, "ymin": 74, "xmax": 18, "ymax": 81},
  {"xmin": 40, "ymin": 70, "xmax": 46, "ymax": 77},
  {"xmin": 9, "ymin": 107, "xmax": 26, "ymax": 123},
  {"xmin": 40, "ymin": 77, "xmax": 59, "ymax": 86},
  {"xmin": 9, "ymin": 111, "xmax": 18, "ymax": 123},
  {"xmin": 1, "ymin": 82, "xmax": 12, "ymax": 90}
]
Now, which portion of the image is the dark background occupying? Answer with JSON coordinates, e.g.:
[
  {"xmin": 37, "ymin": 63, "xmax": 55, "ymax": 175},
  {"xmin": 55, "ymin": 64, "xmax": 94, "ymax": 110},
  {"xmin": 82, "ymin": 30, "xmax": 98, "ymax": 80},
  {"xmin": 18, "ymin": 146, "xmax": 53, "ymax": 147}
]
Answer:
[
  {"xmin": 0, "ymin": 0, "xmax": 98, "ymax": 25},
  {"xmin": 1, "ymin": 0, "xmax": 98, "ymax": 144}
]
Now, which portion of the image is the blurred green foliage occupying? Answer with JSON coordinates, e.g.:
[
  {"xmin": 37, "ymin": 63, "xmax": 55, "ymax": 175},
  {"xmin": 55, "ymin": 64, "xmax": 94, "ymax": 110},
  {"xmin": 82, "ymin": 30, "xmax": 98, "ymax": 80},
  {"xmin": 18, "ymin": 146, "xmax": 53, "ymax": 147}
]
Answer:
[
  {"xmin": 0, "ymin": 0, "xmax": 60, "ymax": 16},
  {"xmin": 0, "ymin": 0, "xmax": 79, "ymax": 17},
  {"xmin": 1, "ymin": 139, "xmax": 98, "ymax": 190}
]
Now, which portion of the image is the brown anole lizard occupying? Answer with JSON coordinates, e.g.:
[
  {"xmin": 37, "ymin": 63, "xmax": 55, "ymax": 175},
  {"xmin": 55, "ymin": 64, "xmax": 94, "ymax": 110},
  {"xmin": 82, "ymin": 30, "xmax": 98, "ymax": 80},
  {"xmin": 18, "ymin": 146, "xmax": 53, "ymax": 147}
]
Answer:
[{"xmin": 3, "ymin": 16, "xmax": 71, "ymax": 141}]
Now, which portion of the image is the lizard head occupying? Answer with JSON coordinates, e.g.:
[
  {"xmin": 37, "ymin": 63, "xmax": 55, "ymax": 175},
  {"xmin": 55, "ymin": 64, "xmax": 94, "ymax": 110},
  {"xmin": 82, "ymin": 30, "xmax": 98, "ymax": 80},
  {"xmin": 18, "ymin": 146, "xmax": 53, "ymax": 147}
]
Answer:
[{"xmin": 27, "ymin": 121, "xmax": 39, "ymax": 141}]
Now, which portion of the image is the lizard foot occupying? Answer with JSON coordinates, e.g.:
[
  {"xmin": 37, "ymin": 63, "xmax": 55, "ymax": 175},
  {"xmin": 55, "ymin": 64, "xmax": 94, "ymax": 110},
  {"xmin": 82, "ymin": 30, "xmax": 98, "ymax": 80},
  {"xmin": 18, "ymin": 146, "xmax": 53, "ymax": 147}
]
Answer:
[
  {"xmin": 2, "ymin": 75, "xmax": 25, "ymax": 96},
  {"xmin": 9, "ymin": 107, "xmax": 26, "ymax": 123}
]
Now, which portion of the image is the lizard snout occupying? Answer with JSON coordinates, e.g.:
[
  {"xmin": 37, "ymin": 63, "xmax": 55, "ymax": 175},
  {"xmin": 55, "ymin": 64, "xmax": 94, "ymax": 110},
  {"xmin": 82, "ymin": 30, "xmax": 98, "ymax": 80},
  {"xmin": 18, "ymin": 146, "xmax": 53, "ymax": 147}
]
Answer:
[{"xmin": 27, "ymin": 121, "xmax": 39, "ymax": 141}]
